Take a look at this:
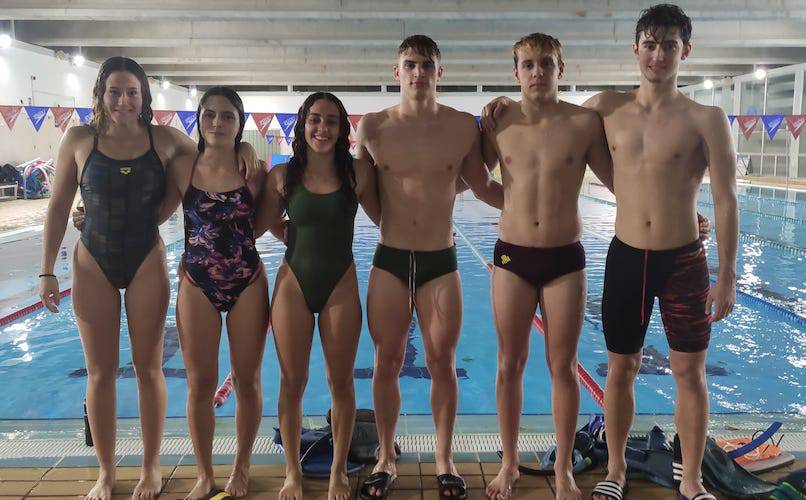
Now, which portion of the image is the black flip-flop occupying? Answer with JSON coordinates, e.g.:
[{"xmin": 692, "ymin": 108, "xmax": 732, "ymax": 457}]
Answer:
[
  {"xmin": 437, "ymin": 473, "xmax": 468, "ymax": 500},
  {"xmin": 359, "ymin": 471, "xmax": 397, "ymax": 500}
]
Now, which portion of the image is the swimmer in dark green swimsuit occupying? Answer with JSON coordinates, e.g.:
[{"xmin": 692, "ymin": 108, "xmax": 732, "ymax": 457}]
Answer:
[{"xmin": 256, "ymin": 92, "xmax": 380, "ymax": 500}]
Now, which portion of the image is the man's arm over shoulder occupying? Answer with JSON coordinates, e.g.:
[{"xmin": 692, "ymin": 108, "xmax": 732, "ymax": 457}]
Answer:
[
  {"xmin": 699, "ymin": 104, "xmax": 738, "ymax": 322},
  {"xmin": 458, "ymin": 113, "xmax": 503, "ymax": 210},
  {"xmin": 354, "ymin": 158, "xmax": 381, "ymax": 225},
  {"xmin": 582, "ymin": 90, "xmax": 623, "ymax": 117},
  {"xmin": 355, "ymin": 111, "xmax": 382, "ymax": 165},
  {"xmin": 581, "ymin": 108, "xmax": 614, "ymax": 192},
  {"xmin": 255, "ymin": 163, "xmax": 287, "ymax": 242}
]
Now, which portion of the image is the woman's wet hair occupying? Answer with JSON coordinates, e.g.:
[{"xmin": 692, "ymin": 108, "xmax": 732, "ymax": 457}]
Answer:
[
  {"xmin": 90, "ymin": 57, "xmax": 153, "ymax": 133},
  {"xmin": 196, "ymin": 86, "xmax": 246, "ymax": 152}
]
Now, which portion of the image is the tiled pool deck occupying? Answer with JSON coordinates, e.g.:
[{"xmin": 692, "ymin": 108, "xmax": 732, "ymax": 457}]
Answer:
[{"xmin": 0, "ymin": 456, "xmax": 802, "ymax": 499}]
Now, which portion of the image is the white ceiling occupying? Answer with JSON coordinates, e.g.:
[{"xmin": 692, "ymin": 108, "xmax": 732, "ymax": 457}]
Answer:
[{"xmin": 3, "ymin": 0, "xmax": 806, "ymax": 91}]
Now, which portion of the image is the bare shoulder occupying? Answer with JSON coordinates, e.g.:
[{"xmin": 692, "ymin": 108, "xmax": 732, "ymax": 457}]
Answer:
[
  {"xmin": 62, "ymin": 124, "xmax": 95, "ymax": 146},
  {"xmin": 563, "ymin": 100, "xmax": 601, "ymax": 124},
  {"xmin": 362, "ymin": 107, "xmax": 394, "ymax": 127},
  {"xmin": 687, "ymin": 98, "xmax": 728, "ymax": 127},
  {"xmin": 357, "ymin": 108, "xmax": 391, "ymax": 138},
  {"xmin": 582, "ymin": 90, "xmax": 632, "ymax": 115},
  {"xmin": 440, "ymin": 105, "xmax": 479, "ymax": 135}
]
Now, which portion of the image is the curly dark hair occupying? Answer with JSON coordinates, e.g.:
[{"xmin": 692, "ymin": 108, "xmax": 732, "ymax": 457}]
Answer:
[
  {"xmin": 282, "ymin": 92, "xmax": 356, "ymax": 210},
  {"xmin": 635, "ymin": 4, "xmax": 692, "ymax": 46}
]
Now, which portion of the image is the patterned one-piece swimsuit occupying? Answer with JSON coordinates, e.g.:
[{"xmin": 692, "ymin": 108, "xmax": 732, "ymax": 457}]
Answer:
[{"xmin": 180, "ymin": 157, "xmax": 262, "ymax": 312}]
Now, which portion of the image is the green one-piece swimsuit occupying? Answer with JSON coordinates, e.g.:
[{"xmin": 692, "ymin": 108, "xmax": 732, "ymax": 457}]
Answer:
[{"xmin": 284, "ymin": 183, "xmax": 357, "ymax": 313}]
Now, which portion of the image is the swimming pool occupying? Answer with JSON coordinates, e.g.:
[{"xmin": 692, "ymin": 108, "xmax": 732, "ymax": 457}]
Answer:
[{"xmin": 0, "ymin": 190, "xmax": 804, "ymax": 419}]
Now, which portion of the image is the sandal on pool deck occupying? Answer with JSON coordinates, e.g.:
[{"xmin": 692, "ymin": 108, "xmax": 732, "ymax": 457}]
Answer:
[
  {"xmin": 359, "ymin": 471, "xmax": 397, "ymax": 500},
  {"xmin": 591, "ymin": 480, "xmax": 627, "ymax": 500},
  {"xmin": 676, "ymin": 491, "xmax": 716, "ymax": 500},
  {"xmin": 437, "ymin": 473, "xmax": 468, "ymax": 499}
]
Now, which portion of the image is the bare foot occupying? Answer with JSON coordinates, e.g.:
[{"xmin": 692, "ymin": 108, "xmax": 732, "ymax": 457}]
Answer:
[
  {"xmin": 225, "ymin": 463, "xmax": 250, "ymax": 498},
  {"xmin": 185, "ymin": 476, "xmax": 216, "ymax": 500},
  {"xmin": 85, "ymin": 472, "xmax": 114, "ymax": 500},
  {"xmin": 132, "ymin": 465, "xmax": 162, "ymax": 500},
  {"xmin": 279, "ymin": 469, "xmax": 303, "ymax": 500},
  {"xmin": 363, "ymin": 459, "xmax": 397, "ymax": 498},
  {"xmin": 485, "ymin": 465, "xmax": 519, "ymax": 500},
  {"xmin": 328, "ymin": 470, "xmax": 350, "ymax": 500},
  {"xmin": 553, "ymin": 468, "xmax": 582, "ymax": 500},
  {"xmin": 591, "ymin": 472, "xmax": 626, "ymax": 500}
]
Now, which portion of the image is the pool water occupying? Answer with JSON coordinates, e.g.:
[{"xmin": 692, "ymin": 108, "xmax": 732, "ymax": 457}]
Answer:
[{"xmin": 0, "ymin": 190, "xmax": 804, "ymax": 419}]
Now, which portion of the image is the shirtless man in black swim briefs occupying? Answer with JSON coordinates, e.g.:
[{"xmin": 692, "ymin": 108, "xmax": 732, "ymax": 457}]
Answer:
[
  {"xmin": 479, "ymin": 33, "xmax": 613, "ymax": 500},
  {"xmin": 355, "ymin": 35, "xmax": 503, "ymax": 500}
]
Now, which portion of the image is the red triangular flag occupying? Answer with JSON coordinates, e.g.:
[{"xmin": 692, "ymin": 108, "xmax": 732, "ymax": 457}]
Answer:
[
  {"xmin": 0, "ymin": 105, "xmax": 22, "ymax": 130},
  {"xmin": 153, "ymin": 110, "xmax": 177, "ymax": 127},
  {"xmin": 348, "ymin": 114, "xmax": 363, "ymax": 133},
  {"xmin": 51, "ymin": 107, "xmax": 74, "ymax": 132},
  {"xmin": 736, "ymin": 115, "xmax": 760, "ymax": 141},
  {"xmin": 785, "ymin": 115, "xmax": 805, "ymax": 140},
  {"xmin": 250, "ymin": 112, "xmax": 275, "ymax": 137}
]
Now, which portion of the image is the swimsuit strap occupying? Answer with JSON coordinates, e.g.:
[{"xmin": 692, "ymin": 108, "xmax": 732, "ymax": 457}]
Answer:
[
  {"xmin": 185, "ymin": 152, "xmax": 202, "ymax": 194},
  {"xmin": 146, "ymin": 123, "xmax": 156, "ymax": 151}
]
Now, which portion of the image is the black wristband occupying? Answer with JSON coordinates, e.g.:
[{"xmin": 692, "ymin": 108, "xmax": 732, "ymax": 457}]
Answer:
[{"xmin": 38, "ymin": 273, "xmax": 56, "ymax": 278}]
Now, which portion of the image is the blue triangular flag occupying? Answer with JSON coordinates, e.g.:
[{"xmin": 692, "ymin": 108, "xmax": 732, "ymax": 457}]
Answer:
[
  {"xmin": 266, "ymin": 135, "xmax": 274, "ymax": 144},
  {"xmin": 728, "ymin": 115, "xmax": 736, "ymax": 126},
  {"xmin": 243, "ymin": 112, "xmax": 250, "ymax": 123},
  {"xmin": 286, "ymin": 136, "xmax": 294, "ymax": 145},
  {"xmin": 276, "ymin": 113, "xmax": 297, "ymax": 139},
  {"xmin": 25, "ymin": 106, "xmax": 49, "ymax": 131},
  {"xmin": 176, "ymin": 111, "xmax": 197, "ymax": 134},
  {"xmin": 761, "ymin": 114, "xmax": 785, "ymax": 140},
  {"xmin": 76, "ymin": 107, "xmax": 93, "ymax": 125}
]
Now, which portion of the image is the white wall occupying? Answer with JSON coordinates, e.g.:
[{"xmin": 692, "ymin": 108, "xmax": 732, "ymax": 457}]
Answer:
[{"xmin": 0, "ymin": 40, "xmax": 194, "ymax": 165}]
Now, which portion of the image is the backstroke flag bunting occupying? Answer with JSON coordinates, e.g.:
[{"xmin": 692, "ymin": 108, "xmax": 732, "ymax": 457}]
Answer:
[
  {"xmin": 737, "ymin": 115, "xmax": 760, "ymax": 141},
  {"xmin": 276, "ymin": 113, "xmax": 297, "ymax": 139},
  {"xmin": 4, "ymin": 104, "xmax": 806, "ymax": 145},
  {"xmin": 75, "ymin": 107, "xmax": 93, "ymax": 125},
  {"xmin": 51, "ymin": 107, "xmax": 74, "ymax": 132},
  {"xmin": 153, "ymin": 110, "xmax": 177, "ymax": 127},
  {"xmin": 25, "ymin": 106, "xmax": 49, "ymax": 131},
  {"xmin": 250, "ymin": 113, "xmax": 275, "ymax": 137},
  {"xmin": 761, "ymin": 114, "xmax": 785, "ymax": 140},
  {"xmin": 786, "ymin": 115, "xmax": 805, "ymax": 140},
  {"xmin": 0, "ymin": 106, "xmax": 22, "ymax": 130},
  {"xmin": 176, "ymin": 111, "xmax": 197, "ymax": 135}
]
